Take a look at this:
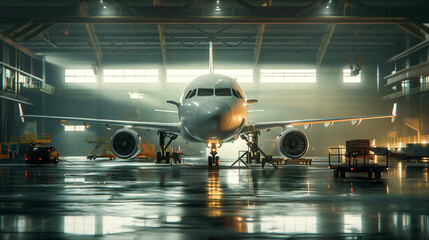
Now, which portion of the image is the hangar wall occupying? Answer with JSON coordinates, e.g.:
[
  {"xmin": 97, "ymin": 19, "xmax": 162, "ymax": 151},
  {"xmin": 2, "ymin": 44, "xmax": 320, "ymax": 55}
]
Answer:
[{"xmin": 2, "ymin": 38, "xmax": 428, "ymax": 158}]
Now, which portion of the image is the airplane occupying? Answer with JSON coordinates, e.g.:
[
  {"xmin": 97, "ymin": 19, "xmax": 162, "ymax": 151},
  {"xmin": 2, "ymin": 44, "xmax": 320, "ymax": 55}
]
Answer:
[{"xmin": 19, "ymin": 42, "xmax": 397, "ymax": 166}]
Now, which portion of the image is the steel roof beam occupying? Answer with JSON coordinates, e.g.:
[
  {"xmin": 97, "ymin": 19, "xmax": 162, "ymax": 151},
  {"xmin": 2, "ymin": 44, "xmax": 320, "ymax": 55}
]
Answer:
[
  {"xmin": 397, "ymin": 24, "xmax": 426, "ymax": 40},
  {"xmin": 0, "ymin": 33, "xmax": 41, "ymax": 60},
  {"xmin": 0, "ymin": 16, "xmax": 412, "ymax": 25},
  {"xmin": 12, "ymin": 24, "xmax": 43, "ymax": 39},
  {"xmin": 412, "ymin": 22, "xmax": 429, "ymax": 36},
  {"xmin": 316, "ymin": 24, "xmax": 336, "ymax": 67},
  {"xmin": 80, "ymin": 5, "xmax": 103, "ymax": 68},
  {"xmin": 2, "ymin": 20, "xmax": 33, "ymax": 37},
  {"xmin": 296, "ymin": 0, "xmax": 323, "ymax": 16},
  {"xmin": 23, "ymin": 24, "xmax": 53, "ymax": 42}
]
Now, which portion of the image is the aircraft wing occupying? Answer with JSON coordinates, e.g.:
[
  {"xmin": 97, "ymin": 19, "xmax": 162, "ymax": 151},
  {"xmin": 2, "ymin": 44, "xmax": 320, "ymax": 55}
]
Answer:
[
  {"xmin": 241, "ymin": 103, "xmax": 397, "ymax": 133},
  {"xmin": 19, "ymin": 104, "xmax": 180, "ymax": 133}
]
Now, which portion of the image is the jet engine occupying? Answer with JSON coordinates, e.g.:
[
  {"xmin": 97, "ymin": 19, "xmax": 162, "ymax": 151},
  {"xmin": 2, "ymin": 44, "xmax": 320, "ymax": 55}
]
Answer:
[
  {"xmin": 110, "ymin": 128, "xmax": 142, "ymax": 159},
  {"xmin": 276, "ymin": 128, "xmax": 309, "ymax": 159}
]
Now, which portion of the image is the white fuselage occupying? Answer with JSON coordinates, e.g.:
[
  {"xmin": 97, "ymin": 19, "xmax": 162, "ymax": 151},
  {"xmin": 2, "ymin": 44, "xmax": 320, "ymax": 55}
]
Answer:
[{"xmin": 178, "ymin": 74, "xmax": 248, "ymax": 144}]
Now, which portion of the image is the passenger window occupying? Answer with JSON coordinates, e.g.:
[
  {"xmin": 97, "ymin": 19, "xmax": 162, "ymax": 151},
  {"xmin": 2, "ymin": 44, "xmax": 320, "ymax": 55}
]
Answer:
[
  {"xmin": 185, "ymin": 90, "xmax": 192, "ymax": 99},
  {"xmin": 232, "ymin": 89, "xmax": 240, "ymax": 98},
  {"xmin": 189, "ymin": 89, "xmax": 197, "ymax": 98},
  {"xmin": 215, "ymin": 88, "xmax": 231, "ymax": 96},
  {"xmin": 197, "ymin": 88, "xmax": 214, "ymax": 96}
]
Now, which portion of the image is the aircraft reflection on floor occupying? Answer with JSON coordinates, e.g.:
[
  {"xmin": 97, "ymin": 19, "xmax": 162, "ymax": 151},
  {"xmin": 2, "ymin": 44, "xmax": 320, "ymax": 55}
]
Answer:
[{"xmin": 1, "ymin": 157, "xmax": 429, "ymax": 239}]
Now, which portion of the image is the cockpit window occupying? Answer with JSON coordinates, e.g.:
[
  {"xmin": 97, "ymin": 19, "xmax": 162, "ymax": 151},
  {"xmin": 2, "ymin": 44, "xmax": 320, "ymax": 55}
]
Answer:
[
  {"xmin": 232, "ymin": 89, "xmax": 243, "ymax": 99},
  {"xmin": 215, "ymin": 88, "xmax": 231, "ymax": 96},
  {"xmin": 236, "ymin": 90, "xmax": 243, "ymax": 98},
  {"xmin": 197, "ymin": 88, "xmax": 214, "ymax": 96},
  {"xmin": 185, "ymin": 90, "xmax": 192, "ymax": 99},
  {"xmin": 188, "ymin": 89, "xmax": 197, "ymax": 98},
  {"xmin": 232, "ymin": 89, "xmax": 240, "ymax": 98}
]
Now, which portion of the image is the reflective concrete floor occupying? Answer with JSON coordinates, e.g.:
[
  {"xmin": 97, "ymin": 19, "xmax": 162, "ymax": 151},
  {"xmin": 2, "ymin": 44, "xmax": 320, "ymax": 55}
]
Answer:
[{"xmin": 1, "ymin": 157, "xmax": 429, "ymax": 239}]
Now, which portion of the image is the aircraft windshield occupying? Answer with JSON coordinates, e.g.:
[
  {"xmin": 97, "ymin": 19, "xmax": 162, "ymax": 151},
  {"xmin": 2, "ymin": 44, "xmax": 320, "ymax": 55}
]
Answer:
[
  {"xmin": 197, "ymin": 88, "xmax": 214, "ymax": 96},
  {"xmin": 215, "ymin": 88, "xmax": 231, "ymax": 96},
  {"xmin": 188, "ymin": 89, "xmax": 197, "ymax": 98},
  {"xmin": 232, "ymin": 89, "xmax": 242, "ymax": 98}
]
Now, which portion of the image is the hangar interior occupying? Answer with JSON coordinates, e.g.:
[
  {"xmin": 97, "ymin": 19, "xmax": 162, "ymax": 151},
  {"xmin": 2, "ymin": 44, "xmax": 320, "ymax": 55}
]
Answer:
[{"xmin": 1, "ymin": 0, "xmax": 429, "ymax": 239}]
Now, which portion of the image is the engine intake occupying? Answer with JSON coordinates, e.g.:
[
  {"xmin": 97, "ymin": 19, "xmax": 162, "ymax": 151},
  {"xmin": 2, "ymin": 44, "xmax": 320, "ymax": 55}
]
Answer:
[
  {"xmin": 276, "ymin": 128, "xmax": 309, "ymax": 159},
  {"xmin": 110, "ymin": 128, "xmax": 142, "ymax": 159}
]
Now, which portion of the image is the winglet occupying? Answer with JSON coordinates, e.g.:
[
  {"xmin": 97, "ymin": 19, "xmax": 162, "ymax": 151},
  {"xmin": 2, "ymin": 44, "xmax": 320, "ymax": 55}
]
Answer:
[
  {"xmin": 391, "ymin": 103, "xmax": 397, "ymax": 123},
  {"xmin": 18, "ymin": 103, "xmax": 24, "ymax": 123}
]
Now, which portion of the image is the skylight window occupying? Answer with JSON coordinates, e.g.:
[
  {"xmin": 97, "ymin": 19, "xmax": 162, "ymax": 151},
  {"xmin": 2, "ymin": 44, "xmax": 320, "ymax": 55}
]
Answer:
[{"xmin": 260, "ymin": 69, "xmax": 316, "ymax": 83}]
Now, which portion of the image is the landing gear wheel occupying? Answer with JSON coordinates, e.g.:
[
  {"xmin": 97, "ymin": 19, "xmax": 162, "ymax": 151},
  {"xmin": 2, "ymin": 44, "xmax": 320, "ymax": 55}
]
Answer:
[
  {"xmin": 166, "ymin": 152, "xmax": 171, "ymax": 164},
  {"xmin": 256, "ymin": 152, "xmax": 261, "ymax": 164},
  {"xmin": 375, "ymin": 171, "xmax": 381, "ymax": 179},
  {"xmin": 340, "ymin": 171, "xmax": 346, "ymax": 178},
  {"xmin": 215, "ymin": 156, "xmax": 220, "ymax": 166},
  {"xmin": 368, "ymin": 171, "xmax": 373, "ymax": 179},
  {"xmin": 156, "ymin": 152, "xmax": 161, "ymax": 163},
  {"xmin": 334, "ymin": 170, "xmax": 339, "ymax": 178},
  {"xmin": 208, "ymin": 156, "xmax": 213, "ymax": 167}
]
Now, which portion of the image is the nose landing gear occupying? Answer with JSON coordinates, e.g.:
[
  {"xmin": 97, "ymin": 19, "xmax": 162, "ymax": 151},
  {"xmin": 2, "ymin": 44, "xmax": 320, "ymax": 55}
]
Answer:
[{"xmin": 208, "ymin": 143, "xmax": 220, "ymax": 167}]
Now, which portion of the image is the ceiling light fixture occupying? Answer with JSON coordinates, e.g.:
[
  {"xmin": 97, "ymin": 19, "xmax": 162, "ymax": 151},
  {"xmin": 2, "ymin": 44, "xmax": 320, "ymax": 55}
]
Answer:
[{"xmin": 215, "ymin": 0, "xmax": 221, "ymax": 11}]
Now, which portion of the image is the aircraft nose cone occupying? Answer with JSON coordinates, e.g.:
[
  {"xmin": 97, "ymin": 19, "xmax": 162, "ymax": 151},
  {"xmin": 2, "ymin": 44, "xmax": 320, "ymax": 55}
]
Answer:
[{"xmin": 197, "ymin": 101, "xmax": 231, "ymax": 131}]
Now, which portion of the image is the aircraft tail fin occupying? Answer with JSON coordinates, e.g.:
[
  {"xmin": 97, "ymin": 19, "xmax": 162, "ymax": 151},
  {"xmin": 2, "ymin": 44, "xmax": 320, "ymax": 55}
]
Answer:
[{"xmin": 209, "ymin": 41, "xmax": 214, "ymax": 74}]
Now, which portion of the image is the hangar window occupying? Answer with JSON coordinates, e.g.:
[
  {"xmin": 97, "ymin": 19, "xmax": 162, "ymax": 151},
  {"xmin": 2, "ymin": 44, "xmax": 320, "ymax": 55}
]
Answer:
[
  {"xmin": 260, "ymin": 69, "xmax": 316, "ymax": 83},
  {"xmin": 167, "ymin": 69, "xmax": 209, "ymax": 83},
  {"xmin": 103, "ymin": 69, "xmax": 158, "ymax": 83},
  {"xmin": 215, "ymin": 88, "xmax": 231, "ymax": 96},
  {"xmin": 343, "ymin": 69, "xmax": 361, "ymax": 83},
  {"xmin": 64, "ymin": 125, "xmax": 85, "ymax": 132},
  {"xmin": 214, "ymin": 69, "xmax": 253, "ymax": 83},
  {"xmin": 198, "ymin": 88, "xmax": 214, "ymax": 96},
  {"xmin": 65, "ymin": 69, "xmax": 96, "ymax": 83}
]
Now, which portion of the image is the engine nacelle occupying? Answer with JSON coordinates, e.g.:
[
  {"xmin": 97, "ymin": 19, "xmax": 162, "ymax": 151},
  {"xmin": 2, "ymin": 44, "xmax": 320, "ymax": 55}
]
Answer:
[
  {"xmin": 110, "ymin": 128, "xmax": 142, "ymax": 159},
  {"xmin": 276, "ymin": 128, "xmax": 309, "ymax": 159}
]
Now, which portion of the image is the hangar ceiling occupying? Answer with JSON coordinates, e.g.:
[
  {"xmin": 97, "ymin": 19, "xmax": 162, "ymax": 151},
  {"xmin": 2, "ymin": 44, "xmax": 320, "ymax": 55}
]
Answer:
[{"xmin": 0, "ymin": 0, "xmax": 428, "ymax": 66}]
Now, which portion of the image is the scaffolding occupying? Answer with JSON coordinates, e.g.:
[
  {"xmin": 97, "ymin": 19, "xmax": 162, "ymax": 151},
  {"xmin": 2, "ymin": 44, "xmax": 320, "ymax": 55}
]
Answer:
[
  {"xmin": 10, "ymin": 133, "xmax": 51, "ymax": 144},
  {"xmin": 0, "ymin": 143, "xmax": 9, "ymax": 159},
  {"xmin": 85, "ymin": 135, "xmax": 115, "ymax": 160}
]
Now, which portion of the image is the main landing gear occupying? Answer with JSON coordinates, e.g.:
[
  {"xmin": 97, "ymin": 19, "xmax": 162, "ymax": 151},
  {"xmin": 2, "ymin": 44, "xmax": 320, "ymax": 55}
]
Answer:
[
  {"xmin": 156, "ymin": 131, "xmax": 177, "ymax": 164},
  {"xmin": 208, "ymin": 143, "xmax": 220, "ymax": 167}
]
